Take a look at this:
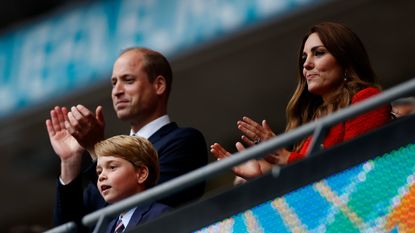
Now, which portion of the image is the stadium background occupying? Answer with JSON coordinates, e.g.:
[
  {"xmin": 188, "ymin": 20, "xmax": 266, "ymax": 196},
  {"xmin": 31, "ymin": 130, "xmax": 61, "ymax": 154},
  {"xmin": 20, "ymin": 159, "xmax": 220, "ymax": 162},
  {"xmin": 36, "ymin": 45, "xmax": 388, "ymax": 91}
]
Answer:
[{"xmin": 0, "ymin": 0, "xmax": 414, "ymax": 231}]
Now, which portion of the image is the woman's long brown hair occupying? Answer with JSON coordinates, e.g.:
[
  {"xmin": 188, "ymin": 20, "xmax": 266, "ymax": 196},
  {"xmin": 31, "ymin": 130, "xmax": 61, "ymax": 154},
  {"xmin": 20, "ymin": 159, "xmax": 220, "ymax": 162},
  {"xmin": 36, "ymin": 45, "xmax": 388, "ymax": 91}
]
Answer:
[{"xmin": 285, "ymin": 22, "xmax": 379, "ymax": 151}]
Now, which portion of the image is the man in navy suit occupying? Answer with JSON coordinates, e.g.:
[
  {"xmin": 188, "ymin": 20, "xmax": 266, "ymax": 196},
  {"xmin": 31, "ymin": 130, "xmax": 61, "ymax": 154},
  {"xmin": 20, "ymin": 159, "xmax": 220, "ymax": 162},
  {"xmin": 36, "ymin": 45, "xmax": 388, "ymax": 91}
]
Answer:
[{"xmin": 46, "ymin": 47, "xmax": 208, "ymax": 226}]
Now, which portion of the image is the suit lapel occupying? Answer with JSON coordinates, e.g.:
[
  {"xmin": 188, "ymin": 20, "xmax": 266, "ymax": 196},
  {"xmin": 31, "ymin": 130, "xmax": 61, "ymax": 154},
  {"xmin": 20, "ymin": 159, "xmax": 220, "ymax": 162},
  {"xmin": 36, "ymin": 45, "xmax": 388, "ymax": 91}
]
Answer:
[
  {"xmin": 148, "ymin": 122, "xmax": 178, "ymax": 144},
  {"xmin": 105, "ymin": 217, "xmax": 118, "ymax": 233},
  {"xmin": 124, "ymin": 204, "xmax": 153, "ymax": 231}
]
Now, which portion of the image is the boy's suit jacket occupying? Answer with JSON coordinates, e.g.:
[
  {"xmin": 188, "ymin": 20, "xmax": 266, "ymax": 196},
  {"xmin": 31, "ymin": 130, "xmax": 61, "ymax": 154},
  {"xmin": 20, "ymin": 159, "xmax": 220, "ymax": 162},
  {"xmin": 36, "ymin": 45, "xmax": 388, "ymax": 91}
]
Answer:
[
  {"xmin": 54, "ymin": 122, "xmax": 207, "ymax": 225},
  {"xmin": 105, "ymin": 202, "xmax": 171, "ymax": 233}
]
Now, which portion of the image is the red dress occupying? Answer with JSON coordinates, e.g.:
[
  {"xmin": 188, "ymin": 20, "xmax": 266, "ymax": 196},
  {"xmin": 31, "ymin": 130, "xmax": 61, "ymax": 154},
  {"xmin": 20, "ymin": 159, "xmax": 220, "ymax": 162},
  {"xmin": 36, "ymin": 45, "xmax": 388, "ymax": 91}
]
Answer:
[{"xmin": 287, "ymin": 87, "xmax": 391, "ymax": 163}]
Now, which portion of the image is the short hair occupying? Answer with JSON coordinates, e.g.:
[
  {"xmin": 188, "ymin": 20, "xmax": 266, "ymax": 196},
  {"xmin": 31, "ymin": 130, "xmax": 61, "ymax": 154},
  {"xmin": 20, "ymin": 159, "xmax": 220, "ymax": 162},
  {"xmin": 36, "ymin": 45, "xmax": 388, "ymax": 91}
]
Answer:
[
  {"xmin": 94, "ymin": 135, "xmax": 159, "ymax": 188},
  {"xmin": 120, "ymin": 47, "xmax": 173, "ymax": 98}
]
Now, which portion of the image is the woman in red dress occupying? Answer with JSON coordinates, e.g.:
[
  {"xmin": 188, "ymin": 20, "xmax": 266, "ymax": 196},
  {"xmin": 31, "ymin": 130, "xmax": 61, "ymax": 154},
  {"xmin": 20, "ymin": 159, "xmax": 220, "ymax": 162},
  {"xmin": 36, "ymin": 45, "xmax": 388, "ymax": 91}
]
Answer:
[{"xmin": 211, "ymin": 22, "xmax": 391, "ymax": 182}]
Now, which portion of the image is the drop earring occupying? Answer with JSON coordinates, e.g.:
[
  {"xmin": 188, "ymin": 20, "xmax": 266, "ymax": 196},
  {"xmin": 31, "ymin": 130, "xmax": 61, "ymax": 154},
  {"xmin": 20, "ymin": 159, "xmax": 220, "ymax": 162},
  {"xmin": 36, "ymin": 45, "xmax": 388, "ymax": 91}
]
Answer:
[{"xmin": 344, "ymin": 71, "xmax": 348, "ymax": 82}]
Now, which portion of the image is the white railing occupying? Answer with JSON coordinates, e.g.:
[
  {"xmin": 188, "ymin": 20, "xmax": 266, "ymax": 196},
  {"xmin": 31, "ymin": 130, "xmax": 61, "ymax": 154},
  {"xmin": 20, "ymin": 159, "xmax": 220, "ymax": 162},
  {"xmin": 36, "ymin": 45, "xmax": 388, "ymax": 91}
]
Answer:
[{"xmin": 44, "ymin": 78, "xmax": 415, "ymax": 233}]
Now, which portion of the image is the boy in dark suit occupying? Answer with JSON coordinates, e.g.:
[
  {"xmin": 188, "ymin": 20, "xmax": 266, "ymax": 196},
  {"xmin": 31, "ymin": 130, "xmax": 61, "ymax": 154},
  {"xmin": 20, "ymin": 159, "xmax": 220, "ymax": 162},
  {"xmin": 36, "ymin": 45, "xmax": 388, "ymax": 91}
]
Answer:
[{"xmin": 94, "ymin": 135, "xmax": 170, "ymax": 232}]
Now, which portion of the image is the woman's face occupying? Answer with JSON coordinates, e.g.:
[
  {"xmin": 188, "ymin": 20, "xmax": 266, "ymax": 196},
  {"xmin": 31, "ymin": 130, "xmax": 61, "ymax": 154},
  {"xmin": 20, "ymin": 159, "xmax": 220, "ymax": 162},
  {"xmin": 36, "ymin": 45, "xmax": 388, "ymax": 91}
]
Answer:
[{"xmin": 302, "ymin": 33, "xmax": 343, "ymax": 100}]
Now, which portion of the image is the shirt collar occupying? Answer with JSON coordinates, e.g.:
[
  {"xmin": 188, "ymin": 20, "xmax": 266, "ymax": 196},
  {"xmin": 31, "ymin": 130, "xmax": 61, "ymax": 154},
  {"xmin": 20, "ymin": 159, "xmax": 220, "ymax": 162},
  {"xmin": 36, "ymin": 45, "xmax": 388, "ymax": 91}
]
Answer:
[
  {"xmin": 120, "ymin": 207, "xmax": 136, "ymax": 228},
  {"xmin": 130, "ymin": 115, "xmax": 170, "ymax": 139}
]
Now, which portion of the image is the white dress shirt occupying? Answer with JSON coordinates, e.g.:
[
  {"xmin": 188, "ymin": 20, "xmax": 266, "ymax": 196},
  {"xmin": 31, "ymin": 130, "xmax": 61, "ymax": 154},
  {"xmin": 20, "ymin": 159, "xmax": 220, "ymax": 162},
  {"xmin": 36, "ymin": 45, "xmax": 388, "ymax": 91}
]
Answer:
[
  {"xmin": 118, "ymin": 207, "xmax": 136, "ymax": 230},
  {"xmin": 130, "ymin": 115, "xmax": 171, "ymax": 139}
]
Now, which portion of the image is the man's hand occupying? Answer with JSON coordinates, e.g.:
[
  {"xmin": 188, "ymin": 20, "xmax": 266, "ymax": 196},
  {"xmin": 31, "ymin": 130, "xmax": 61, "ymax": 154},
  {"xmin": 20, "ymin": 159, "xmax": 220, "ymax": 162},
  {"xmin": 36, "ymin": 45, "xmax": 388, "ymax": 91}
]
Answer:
[
  {"xmin": 46, "ymin": 106, "xmax": 85, "ymax": 183},
  {"xmin": 65, "ymin": 105, "xmax": 105, "ymax": 155}
]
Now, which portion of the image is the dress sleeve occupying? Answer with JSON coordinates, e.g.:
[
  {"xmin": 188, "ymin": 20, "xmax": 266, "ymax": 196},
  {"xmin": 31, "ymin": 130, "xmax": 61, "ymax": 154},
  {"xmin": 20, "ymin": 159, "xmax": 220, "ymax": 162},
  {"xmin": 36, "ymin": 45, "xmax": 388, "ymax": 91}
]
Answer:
[{"xmin": 287, "ymin": 137, "xmax": 312, "ymax": 164}]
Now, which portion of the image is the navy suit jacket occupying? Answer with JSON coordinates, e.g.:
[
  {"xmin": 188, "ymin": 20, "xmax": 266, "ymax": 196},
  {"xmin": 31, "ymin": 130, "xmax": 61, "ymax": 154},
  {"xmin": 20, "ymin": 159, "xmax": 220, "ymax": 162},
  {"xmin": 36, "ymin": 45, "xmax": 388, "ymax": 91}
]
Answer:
[
  {"xmin": 105, "ymin": 202, "xmax": 171, "ymax": 233},
  {"xmin": 54, "ymin": 122, "xmax": 208, "ymax": 226}
]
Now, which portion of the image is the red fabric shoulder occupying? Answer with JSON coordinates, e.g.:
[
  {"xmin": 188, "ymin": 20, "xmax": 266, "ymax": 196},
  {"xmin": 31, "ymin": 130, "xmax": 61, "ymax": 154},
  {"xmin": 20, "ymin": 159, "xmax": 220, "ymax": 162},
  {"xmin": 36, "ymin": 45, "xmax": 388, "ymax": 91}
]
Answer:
[
  {"xmin": 351, "ymin": 87, "xmax": 381, "ymax": 104},
  {"xmin": 287, "ymin": 86, "xmax": 391, "ymax": 164},
  {"xmin": 344, "ymin": 86, "xmax": 391, "ymax": 141}
]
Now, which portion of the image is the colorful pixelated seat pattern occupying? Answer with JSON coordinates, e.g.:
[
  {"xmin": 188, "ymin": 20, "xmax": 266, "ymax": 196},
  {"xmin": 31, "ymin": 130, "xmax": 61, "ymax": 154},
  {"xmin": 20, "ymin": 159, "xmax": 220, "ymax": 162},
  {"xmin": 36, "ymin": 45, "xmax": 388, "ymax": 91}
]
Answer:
[{"xmin": 196, "ymin": 143, "xmax": 415, "ymax": 233}]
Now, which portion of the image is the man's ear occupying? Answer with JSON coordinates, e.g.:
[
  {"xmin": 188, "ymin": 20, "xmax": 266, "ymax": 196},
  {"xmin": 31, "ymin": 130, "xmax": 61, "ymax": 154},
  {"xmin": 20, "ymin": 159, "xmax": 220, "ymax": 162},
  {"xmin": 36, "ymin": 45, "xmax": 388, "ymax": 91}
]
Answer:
[
  {"xmin": 136, "ymin": 166, "xmax": 149, "ymax": 184},
  {"xmin": 153, "ymin": 75, "xmax": 166, "ymax": 95}
]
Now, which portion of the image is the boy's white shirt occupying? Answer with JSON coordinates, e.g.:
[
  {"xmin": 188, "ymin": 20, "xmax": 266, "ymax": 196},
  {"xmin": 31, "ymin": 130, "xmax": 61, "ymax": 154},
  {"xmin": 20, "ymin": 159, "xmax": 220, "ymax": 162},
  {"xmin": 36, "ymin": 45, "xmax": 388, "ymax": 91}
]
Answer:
[{"xmin": 119, "ymin": 207, "xmax": 136, "ymax": 228}]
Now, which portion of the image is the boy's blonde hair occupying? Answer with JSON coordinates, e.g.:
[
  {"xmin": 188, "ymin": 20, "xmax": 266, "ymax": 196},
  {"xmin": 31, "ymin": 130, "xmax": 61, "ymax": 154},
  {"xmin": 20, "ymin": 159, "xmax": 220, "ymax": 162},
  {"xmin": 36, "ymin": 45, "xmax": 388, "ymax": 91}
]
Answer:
[{"xmin": 94, "ymin": 135, "xmax": 159, "ymax": 188}]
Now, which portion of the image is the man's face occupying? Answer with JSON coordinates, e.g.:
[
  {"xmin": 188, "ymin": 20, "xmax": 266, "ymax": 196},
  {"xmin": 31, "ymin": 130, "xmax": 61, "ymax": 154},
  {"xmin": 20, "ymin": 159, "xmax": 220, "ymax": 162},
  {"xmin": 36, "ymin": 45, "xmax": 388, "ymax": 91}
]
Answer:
[{"xmin": 111, "ymin": 51, "xmax": 158, "ymax": 122}]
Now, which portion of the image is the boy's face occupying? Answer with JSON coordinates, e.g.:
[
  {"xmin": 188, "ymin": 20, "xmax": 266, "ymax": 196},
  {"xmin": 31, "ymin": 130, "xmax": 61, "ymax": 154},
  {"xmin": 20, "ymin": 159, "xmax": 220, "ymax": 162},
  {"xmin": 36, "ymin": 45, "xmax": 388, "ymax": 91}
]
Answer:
[{"xmin": 96, "ymin": 156, "xmax": 145, "ymax": 204}]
